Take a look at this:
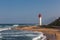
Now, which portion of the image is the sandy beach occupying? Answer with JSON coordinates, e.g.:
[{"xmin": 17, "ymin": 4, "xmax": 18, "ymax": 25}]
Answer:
[{"xmin": 12, "ymin": 26, "xmax": 60, "ymax": 40}]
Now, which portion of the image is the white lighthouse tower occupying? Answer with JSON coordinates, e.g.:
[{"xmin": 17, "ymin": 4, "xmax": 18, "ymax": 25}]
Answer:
[{"xmin": 38, "ymin": 14, "xmax": 42, "ymax": 26}]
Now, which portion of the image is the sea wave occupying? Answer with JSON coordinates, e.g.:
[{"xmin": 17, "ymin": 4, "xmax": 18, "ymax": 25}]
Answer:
[
  {"xmin": 0, "ymin": 28, "xmax": 11, "ymax": 31},
  {"xmin": 0, "ymin": 30, "xmax": 46, "ymax": 40}
]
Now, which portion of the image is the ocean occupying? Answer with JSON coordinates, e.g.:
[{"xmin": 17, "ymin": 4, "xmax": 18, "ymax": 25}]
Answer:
[{"xmin": 0, "ymin": 24, "xmax": 46, "ymax": 40}]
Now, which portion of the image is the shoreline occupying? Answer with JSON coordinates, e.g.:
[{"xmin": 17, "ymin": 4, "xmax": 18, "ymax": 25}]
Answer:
[{"xmin": 12, "ymin": 26, "xmax": 60, "ymax": 40}]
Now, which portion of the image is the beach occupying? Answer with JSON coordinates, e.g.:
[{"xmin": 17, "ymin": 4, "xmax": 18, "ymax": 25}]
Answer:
[{"xmin": 13, "ymin": 26, "xmax": 60, "ymax": 40}]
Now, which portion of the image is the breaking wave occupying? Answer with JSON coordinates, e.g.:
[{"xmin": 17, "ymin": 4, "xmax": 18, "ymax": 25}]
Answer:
[
  {"xmin": 0, "ymin": 30, "xmax": 46, "ymax": 40},
  {"xmin": 0, "ymin": 24, "xmax": 46, "ymax": 40}
]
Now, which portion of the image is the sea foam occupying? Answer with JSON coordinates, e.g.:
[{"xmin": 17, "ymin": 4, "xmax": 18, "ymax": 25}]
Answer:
[{"xmin": 0, "ymin": 30, "xmax": 46, "ymax": 40}]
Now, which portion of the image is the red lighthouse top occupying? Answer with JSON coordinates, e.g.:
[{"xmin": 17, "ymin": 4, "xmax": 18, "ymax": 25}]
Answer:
[{"xmin": 38, "ymin": 14, "xmax": 42, "ymax": 18}]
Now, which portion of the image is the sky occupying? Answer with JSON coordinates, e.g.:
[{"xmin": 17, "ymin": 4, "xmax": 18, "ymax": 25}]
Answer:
[{"xmin": 0, "ymin": 0, "xmax": 60, "ymax": 24}]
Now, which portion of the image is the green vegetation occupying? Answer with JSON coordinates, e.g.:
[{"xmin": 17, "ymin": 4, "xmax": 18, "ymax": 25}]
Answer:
[{"xmin": 48, "ymin": 17, "xmax": 60, "ymax": 26}]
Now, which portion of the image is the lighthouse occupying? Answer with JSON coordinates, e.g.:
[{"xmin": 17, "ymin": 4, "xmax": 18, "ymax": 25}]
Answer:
[{"xmin": 38, "ymin": 14, "xmax": 42, "ymax": 26}]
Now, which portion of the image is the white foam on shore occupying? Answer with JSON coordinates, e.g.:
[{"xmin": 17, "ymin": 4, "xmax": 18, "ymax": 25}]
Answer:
[
  {"xmin": 0, "ymin": 30, "xmax": 46, "ymax": 40},
  {"xmin": 0, "ymin": 27, "xmax": 46, "ymax": 40},
  {"xmin": 32, "ymin": 34, "xmax": 46, "ymax": 40},
  {"xmin": 0, "ymin": 28, "xmax": 11, "ymax": 31}
]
